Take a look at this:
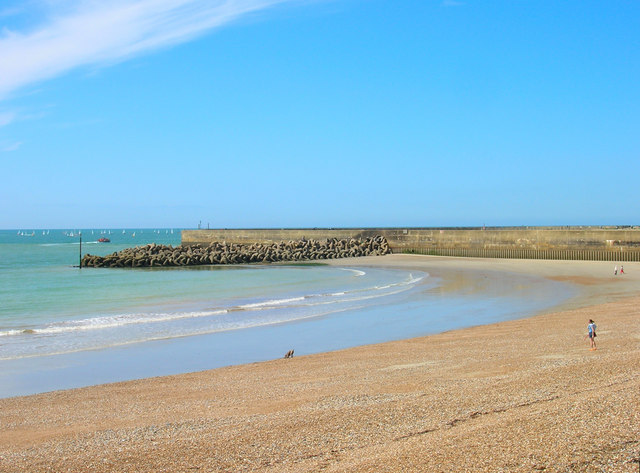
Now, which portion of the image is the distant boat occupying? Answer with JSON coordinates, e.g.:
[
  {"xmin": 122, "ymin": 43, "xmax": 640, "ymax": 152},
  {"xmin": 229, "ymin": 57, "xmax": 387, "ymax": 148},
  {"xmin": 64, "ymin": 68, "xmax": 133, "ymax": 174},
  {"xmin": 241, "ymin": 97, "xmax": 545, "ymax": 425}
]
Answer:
[
  {"xmin": 132, "ymin": 232, "xmax": 136, "ymax": 237},
  {"xmin": 97, "ymin": 237, "xmax": 110, "ymax": 243}
]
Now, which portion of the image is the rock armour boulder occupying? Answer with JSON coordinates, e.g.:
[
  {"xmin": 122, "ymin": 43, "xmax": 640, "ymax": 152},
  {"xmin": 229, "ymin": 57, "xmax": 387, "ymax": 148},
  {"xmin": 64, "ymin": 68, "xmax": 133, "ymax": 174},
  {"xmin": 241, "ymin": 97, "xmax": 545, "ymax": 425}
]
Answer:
[{"xmin": 81, "ymin": 236, "xmax": 391, "ymax": 268}]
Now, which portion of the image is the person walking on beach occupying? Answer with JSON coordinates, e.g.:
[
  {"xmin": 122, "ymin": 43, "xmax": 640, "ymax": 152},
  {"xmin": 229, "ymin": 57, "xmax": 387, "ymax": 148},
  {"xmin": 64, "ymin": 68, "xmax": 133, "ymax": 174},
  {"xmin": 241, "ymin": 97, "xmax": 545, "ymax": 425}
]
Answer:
[
  {"xmin": 614, "ymin": 265, "xmax": 618, "ymax": 276},
  {"xmin": 586, "ymin": 319, "xmax": 597, "ymax": 350},
  {"xmin": 620, "ymin": 265, "xmax": 624, "ymax": 274}
]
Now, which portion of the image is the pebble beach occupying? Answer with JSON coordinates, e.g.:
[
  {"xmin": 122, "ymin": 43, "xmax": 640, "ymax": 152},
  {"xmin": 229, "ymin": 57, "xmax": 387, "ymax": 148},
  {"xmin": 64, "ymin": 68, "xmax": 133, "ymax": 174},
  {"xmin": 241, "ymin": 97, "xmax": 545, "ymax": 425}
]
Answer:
[{"xmin": 1, "ymin": 255, "xmax": 639, "ymax": 472}]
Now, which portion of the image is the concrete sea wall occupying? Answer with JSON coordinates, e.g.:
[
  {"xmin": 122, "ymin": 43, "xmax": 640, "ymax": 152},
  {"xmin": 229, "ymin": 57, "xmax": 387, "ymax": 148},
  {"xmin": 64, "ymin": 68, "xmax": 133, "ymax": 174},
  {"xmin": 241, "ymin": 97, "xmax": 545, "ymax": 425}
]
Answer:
[{"xmin": 182, "ymin": 227, "xmax": 640, "ymax": 262}]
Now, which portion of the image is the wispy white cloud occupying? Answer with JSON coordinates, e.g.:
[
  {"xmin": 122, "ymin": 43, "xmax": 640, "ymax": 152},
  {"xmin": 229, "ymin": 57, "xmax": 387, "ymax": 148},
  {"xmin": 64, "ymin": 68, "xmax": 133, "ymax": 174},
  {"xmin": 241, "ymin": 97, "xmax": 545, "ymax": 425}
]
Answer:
[
  {"xmin": 0, "ymin": 0, "xmax": 300, "ymax": 101},
  {"xmin": 0, "ymin": 141, "xmax": 23, "ymax": 152},
  {"xmin": 0, "ymin": 111, "xmax": 16, "ymax": 127}
]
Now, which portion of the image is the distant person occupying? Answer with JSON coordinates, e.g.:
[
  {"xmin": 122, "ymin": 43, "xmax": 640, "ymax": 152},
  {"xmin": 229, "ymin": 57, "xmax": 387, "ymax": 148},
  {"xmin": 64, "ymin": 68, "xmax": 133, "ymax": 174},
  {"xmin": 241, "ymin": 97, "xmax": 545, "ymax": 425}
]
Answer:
[
  {"xmin": 585, "ymin": 319, "xmax": 597, "ymax": 350},
  {"xmin": 620, "ymin": 265, "xmax": 624, "ymax": 274},
  {"xmin": 614, "ymin": 265, "xmax": 618, "ymax": 276}
]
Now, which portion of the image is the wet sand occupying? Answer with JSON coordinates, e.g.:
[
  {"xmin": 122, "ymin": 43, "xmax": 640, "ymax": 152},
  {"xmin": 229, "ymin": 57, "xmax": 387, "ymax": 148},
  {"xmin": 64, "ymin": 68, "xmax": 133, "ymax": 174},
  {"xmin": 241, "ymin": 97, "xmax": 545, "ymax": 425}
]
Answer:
[{"xmin": 1, "ymin": 255, "xmax": 639, "ymax": 472}]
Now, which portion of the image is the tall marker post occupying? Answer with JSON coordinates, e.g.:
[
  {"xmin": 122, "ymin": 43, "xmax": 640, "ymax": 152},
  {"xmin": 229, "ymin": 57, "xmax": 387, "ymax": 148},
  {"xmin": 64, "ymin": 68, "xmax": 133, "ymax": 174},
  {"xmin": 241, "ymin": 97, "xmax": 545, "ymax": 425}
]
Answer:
[{"xmin": 79, "ymin": 232, "xmax": 82, "ymax": 268}]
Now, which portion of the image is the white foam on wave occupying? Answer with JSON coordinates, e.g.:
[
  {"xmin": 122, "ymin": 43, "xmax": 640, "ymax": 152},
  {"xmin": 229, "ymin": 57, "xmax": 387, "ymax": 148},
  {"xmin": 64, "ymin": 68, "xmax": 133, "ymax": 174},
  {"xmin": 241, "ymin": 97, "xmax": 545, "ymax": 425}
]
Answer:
[
  {"xmin": 259, "ymin": 279, "xmax": 424, "ymax": 311},
  {"xmin": 339, "ymin": 268, "xmax": 366, "ymax": 277},
  {"xmin": 375, "ymin": 273, "xmax": 425, "ymax": 290},
  {"xmin": 407, "ymin": 273, "xmax": 426, "ymax": 284},
  {"xmin": 321, "ymin": 286, "xmax": 415, "ymax": 305},
  {"xmin": 39, "ymin": 240, "xmax": 98, "ymax": 247},
  {"xmin": 0, "ymin": 329, "xmax": 24, "ymax": 337},
  {"xmin": 238, "ymin": 271, "xmax": 427, "ymax": 312},
  {"xmin": 4, "ymin": 309, "xmax": 230, "ymax": 336},
  {"xmin": 238, "ymin": 296, "xmax": 306, "ymax": 310}
]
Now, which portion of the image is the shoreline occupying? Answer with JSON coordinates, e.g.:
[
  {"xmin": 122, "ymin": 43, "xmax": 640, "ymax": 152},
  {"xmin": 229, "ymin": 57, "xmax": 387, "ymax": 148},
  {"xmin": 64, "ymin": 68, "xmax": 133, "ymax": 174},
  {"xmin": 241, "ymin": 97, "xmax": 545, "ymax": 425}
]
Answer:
[
  {"xmin": 325, "ymin": 253, "xmax": 640, "ymax": 304},
  {"xmin": 0, "ymin": 255, "xmax": 575, "ymax": 399},
  {"xmin": 1, "ymin": 255, "xmax": 639, "ymax": 471}
]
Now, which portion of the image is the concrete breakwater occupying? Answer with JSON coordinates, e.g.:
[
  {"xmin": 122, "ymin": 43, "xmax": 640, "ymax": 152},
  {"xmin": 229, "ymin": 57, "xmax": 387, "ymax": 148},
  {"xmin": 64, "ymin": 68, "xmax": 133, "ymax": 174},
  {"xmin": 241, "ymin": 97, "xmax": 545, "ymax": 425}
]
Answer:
[
  {"xmin": 183, "ymin": 227, "xmax": 640, "ymax": 262},
  {"xmin": 80, "ymin": 236, "xmax": 391, "ymax": 268}
]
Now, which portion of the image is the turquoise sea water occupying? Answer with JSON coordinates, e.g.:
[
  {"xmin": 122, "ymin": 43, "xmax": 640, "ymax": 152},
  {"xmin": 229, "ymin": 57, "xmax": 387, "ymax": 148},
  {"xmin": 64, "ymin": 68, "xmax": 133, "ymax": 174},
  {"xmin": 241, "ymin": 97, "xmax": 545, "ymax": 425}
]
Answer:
[{"xmin": 0, "ymin": 229, "xmax": 574, "ymax": 397}]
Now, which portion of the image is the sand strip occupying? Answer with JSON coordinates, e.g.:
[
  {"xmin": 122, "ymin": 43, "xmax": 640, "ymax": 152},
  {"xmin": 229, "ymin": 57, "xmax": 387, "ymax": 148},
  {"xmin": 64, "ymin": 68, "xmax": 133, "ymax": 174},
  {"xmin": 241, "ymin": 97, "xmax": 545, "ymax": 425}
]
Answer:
[{"xmin": 0, "ymin": 255, "xmax": 638, "ymax": 472}]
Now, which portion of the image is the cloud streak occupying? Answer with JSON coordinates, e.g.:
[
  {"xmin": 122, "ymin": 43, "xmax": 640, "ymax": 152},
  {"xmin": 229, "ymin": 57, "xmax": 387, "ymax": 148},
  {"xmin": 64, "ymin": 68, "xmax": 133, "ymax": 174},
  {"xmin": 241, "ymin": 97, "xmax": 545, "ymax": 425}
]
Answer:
[
  {"xmin": 0, "ymin": 0, "xmax": 298, "ymax": 100},
  {"xmin": 1, "ymin": 141, "xmax": 22, "ymax": 152},
  {"xmin": 0, "ymin": 111, "xmax": 16, "ymax": 127}
]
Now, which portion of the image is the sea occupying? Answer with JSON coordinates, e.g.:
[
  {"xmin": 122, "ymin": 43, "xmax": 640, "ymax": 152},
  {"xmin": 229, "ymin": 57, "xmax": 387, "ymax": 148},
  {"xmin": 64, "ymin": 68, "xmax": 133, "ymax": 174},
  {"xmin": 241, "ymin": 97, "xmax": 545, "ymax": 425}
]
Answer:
[{"xmin": 0, "ymin": 229, "xmax": 575, "ymax": 398}]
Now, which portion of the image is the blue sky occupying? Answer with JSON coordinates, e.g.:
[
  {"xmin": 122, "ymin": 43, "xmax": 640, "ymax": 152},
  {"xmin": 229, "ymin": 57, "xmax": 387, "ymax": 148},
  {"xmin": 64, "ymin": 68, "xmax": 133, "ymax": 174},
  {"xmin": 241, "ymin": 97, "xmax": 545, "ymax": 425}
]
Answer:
[{"xmin": 1, "ymin": 0, "xmax": 639, "ymax": 229}]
